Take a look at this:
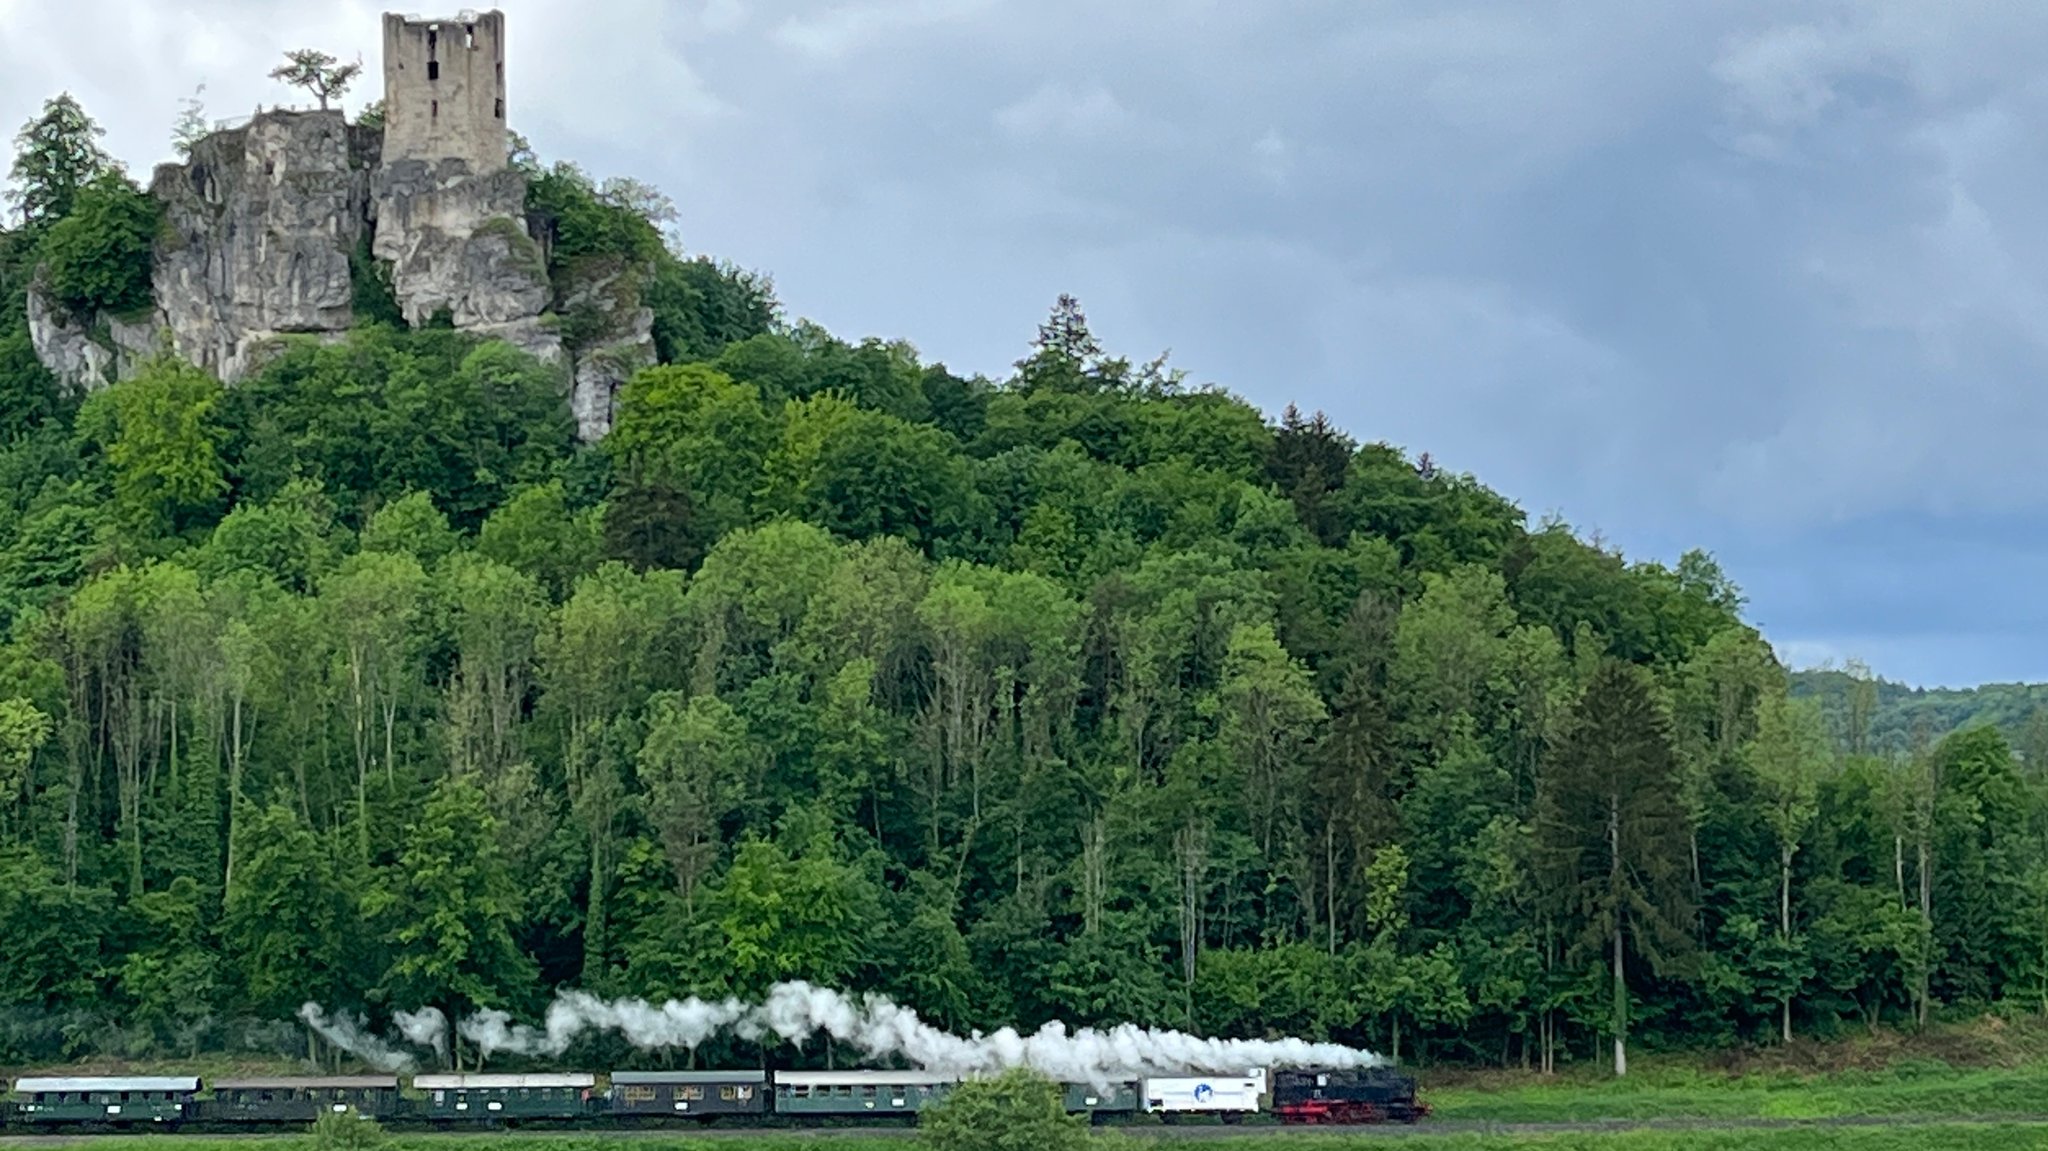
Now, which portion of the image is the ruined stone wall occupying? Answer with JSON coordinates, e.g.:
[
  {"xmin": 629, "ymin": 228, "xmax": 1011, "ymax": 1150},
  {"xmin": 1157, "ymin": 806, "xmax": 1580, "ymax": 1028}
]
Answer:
[{"xmin": 381, "ymin": 10, "xmax": 507, "ymax": 174}]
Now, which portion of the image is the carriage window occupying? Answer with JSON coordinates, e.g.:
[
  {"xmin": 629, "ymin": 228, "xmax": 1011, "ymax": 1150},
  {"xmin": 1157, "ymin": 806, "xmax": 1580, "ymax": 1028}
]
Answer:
[
  {"xmin": 679, "ymin": 1086, "xmax": 703, "ymax": 1101},
  {"xmin": 719, "ymin": 1086, "xmax": 738, "ymax": 1102},
  {"xmin": 621, "ymin": 1086, "xmax": 655, "ymax": 1102}
]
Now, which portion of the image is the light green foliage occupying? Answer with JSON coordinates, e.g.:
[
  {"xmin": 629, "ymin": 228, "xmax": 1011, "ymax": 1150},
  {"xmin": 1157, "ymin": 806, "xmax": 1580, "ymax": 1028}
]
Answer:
[
  {"xmin": 693, "ymin": 822, "xmax": 871, "ymax": 998},
  {"xmin": 307, "ymin": 1108, "xmax": 386, "ymax": 1151},
  {"xmin": 607, "ymin": 363, "xmax": 772, "ymax": 546},
  {"xmin": 0, "ymin": 696, "xmax": 51, "ymax": 804},
  {"xmin": 365, "ymin": 771, "xmax": 536, "ymax": 1040},
  {"xmin": 171, "ymin": 86, "xmax": 209, "ymax": 158},
  {"xmin": 200, "ymin": 479, "xmax": 341, "ymax": 593},
  {"xmin": 358, "ymin": 491, "xmax": 460, "ymax": 565},
  {"xmin": 478, "ymin": 480, "xmax": 602, "ymax": 597},
  {"xmin": 920, "ymin": 1069, "xmax": 1089, "ymax": 1151},
  {"xmin": 78, "ymin": 356, "xmax": 228, "ymax": 535}
]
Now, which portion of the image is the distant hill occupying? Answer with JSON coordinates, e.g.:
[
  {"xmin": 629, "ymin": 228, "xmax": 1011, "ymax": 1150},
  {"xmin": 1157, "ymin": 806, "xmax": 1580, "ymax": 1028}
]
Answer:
[{"xmin": 1790, "ymin": 669, "xmax": 2048, "ymax": 757}]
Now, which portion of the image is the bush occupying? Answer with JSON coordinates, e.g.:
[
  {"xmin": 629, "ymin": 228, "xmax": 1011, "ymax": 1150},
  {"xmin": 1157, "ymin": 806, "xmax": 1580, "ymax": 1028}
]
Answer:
[
  {"xmin": 920, "ymin": 1069, "xmax": 1089, "ymax": 1151},
  {"xmin": 307, "ymin": 1108, "xmax": 386, "ymax": 1151},
  {"xmin": 36, "ymin": 174, "xmax": 158, "ymax": 318}
]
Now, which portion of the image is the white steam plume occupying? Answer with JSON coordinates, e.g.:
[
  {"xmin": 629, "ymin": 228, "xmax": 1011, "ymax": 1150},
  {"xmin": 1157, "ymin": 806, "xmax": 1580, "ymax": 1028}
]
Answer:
[
  {"xmin": 298, "ymin": 1003, "xmax": 419, "ymax": 1072},
  {"xmin": 395, "ymin": 1006, "xmax": 450, "ymax": 1064},
  {"xmin": 455, "ymin": 982, "xmax": 1383, "ymax": 1086}
]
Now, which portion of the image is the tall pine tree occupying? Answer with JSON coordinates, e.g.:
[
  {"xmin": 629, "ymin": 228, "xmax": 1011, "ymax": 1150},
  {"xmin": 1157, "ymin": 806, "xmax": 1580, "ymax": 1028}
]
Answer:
[{"xmin": 1537, "ymin": 660, "xmax": 1692, "ymax": 1076}]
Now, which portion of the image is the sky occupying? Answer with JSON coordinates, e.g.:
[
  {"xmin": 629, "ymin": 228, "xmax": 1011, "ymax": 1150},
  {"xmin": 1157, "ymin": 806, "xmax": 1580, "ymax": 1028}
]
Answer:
[{"xmin": 1, "ymin": 0, "xmax": 2043, "ymax": 689}]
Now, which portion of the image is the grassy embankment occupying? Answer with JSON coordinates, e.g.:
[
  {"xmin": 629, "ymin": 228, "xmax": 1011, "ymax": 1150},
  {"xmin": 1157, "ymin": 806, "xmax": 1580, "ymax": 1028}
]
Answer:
[{"xmin": 1421, "ymin": 1012, "xmax": 2048, "ymax": 1123}]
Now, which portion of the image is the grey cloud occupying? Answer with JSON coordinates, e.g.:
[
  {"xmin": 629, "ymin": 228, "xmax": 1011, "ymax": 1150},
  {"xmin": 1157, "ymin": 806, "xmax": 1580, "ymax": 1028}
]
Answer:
[{"xmin": 7, "ymin": 0, "xmax": 2048, "ymax": 684}]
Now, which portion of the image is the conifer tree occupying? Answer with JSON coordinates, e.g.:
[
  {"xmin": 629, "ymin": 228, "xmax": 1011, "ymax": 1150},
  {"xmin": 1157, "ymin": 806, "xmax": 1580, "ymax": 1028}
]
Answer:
[{"xmin": 1536, "ymin": 660, "xmax": 1692, "ymax": 1076}]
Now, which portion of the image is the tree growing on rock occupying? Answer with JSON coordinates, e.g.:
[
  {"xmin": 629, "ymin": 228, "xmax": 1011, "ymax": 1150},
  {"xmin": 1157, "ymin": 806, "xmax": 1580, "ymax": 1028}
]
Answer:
[
  {"xmin": 270, "ymin": 50, "xmax": 363, "ymax": 111},
  {"xmin": 7, "ymin": 93, "xmax": 116, "ymax": 228}
]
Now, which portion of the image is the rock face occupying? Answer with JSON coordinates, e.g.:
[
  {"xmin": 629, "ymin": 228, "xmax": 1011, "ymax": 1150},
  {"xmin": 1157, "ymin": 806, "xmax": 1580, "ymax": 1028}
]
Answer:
[
  {"xmin": 26, "ymin": 106, "xmax": 622, "ymax": 435},
  {"xmin": 557, "ymin": 260, "xmax": 656, "ymax": 440},
  {"xmin": 149, "ymin": 109, "xmax": 369, "ymax": 381},
  {"xmin": 25, "ymin": 286, "xmax": 160, "ymax": 387},
  {"xmin": 371, "ymin": 159, "xmax": 551, "ymax": 334}
]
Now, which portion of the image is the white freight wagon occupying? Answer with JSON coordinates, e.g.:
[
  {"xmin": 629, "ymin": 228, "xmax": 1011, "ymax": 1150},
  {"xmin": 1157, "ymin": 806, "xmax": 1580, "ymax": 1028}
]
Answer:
[{"xmin": 1141, "ymin": 1068, "xmax": 1266, "ymax": 1120}]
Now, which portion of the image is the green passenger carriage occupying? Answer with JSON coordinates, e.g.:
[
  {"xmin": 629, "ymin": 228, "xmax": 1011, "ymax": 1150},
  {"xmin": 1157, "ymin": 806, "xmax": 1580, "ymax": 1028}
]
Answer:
[
  {"xmin": 772, "ymin": 1071, "xmax": 957, "ymax": 1116},
  {"xmin": 12, "ymin": 1077, "xmax": 200, "ymax": 1125},
  {"xmin": 411, "ymin": 1073, "xmax": 595, "ymax": 1120},
  {"xmin": 608, "ymin": 1070, "xmax": 768, "ymax": 1118},
  {"xmin": 205, "ymin": 1077, "xmax": 401, "ymax": 1123}
]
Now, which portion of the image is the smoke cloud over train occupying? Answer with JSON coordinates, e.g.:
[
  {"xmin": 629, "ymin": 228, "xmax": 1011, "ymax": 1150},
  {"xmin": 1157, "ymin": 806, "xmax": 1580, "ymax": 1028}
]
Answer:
[{"xmin": 302, "ymin": 981, "xmax": 1384, "ymax": 1084}]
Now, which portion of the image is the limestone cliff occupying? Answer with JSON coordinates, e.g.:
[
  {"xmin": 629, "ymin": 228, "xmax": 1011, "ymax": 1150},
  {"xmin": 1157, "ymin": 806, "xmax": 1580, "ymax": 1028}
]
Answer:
[
  {"xmin": 555, "ymin": 259, "xmax": 656, "ymax": 441},
  {"xmin": 23, "ymin": 108, "xmax": 645, "ymax": 436},
  {"xmin": 151, "ymin": 109, "xmax": 370, "ymax": 381},
  {"xmin": 370, "ymin": 155, "xmax": 557, "ymax": 362}
]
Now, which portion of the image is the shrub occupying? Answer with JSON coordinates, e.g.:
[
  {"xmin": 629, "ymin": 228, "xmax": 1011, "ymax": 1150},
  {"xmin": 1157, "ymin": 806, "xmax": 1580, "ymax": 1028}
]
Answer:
[
  {"xmin": 307, "ymin": 1108, "xmax": 386, "ymax": 1151},
  {"xmin": 920, "ymin": 1069, "xmax": 1089, "ymax": 1151}
]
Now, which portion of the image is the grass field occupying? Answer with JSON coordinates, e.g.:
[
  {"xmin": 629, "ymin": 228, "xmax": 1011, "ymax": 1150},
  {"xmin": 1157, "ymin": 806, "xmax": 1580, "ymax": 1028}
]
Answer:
[
  {"xmin": 1423, "ymin": 1059, "xmax": 2048, "ymax": 1122},
  {"xmin": 1417, "ymin": 1013, "xmax": 2048, "ymax": 1124}
]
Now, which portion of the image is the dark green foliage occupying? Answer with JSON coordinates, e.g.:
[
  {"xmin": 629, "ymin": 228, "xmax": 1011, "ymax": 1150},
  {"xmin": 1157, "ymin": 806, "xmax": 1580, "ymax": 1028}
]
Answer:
[
  {"xmin": 348, "ymin": 234, "xmax": 405, "ymax": 328},
  {"xmin": 525, "ymin": 162, "xmax": 664, "ymax": 274},
  {"xmin": 647, "ymin": 255, "xmax": 778, "ymax": 363},
  {"xmin": 919, "ymin": 1069, "xmax": 1088, "ymax": 1151},
  {"xmin": 35, "ymin": 173, "xmax": 158, "ymax": 319},
  {"xmin": 0, "ymin": 848, "xmax": 112, "ymax": 1009},
  {"xmin": 0, "ymin": 330, "xmax": 59, "ymax": 444},
  {"xmin": 226, "ymin": 328, "xmax": 574, "ymax": 530}
]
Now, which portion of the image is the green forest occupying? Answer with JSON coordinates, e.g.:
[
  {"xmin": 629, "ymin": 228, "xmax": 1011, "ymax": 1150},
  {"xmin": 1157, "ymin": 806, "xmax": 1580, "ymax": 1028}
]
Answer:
[
  {"xmin": 1791, "ymin": 667, "xmax": 2048, "ymax": 759},
  {"xmin": 0, "ymin": 93, "xmax": 2043, "ymax": 1077}
]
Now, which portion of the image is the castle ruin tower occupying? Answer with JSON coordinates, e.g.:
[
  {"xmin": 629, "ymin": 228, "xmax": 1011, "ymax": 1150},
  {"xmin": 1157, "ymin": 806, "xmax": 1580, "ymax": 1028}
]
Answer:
[{"xmin": 381, "ymin": 9, "xmax": 507, "ymax": 173}]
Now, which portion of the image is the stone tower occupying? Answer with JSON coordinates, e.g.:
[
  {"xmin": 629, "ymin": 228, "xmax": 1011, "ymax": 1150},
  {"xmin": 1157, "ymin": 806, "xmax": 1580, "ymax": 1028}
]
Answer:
[{"xmin": 381, "ymin": 9, "xmax": 507, "ymax": 174}]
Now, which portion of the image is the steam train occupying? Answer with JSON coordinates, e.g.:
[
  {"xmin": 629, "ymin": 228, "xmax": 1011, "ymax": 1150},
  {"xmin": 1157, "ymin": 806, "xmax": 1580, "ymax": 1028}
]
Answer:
[{"xmin": 3, "ymin": 1066, "xmax": 1426, "ymax": 1128}]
